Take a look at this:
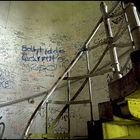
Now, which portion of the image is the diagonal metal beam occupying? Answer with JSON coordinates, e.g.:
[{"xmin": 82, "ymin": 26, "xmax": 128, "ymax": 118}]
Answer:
[{"xmin": 48, "ymin": 45, "xmax": 109, "ymax": 130}]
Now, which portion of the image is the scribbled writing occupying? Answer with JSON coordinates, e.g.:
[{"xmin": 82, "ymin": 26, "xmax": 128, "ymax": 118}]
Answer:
[
  {"xmin": 21, "ymin": 45, "xmax": 69, "ymax": 72},
  {"xmin": 22, "ymin": 45, "xmax": 65, "ymax": 62}
]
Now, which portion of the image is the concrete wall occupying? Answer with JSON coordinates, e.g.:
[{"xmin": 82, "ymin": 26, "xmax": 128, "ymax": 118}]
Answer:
[{"xmin": 0, "ymin": 1, "xmax": 131, "ymax": 139}]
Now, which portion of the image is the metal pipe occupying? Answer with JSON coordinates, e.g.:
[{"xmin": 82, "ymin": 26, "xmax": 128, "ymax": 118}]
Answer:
[
  {"xmin": 121, "ymin": 2, "xmax": 135, "ymax": 49},
  {"xmin": 100, "ymin": 2, "xmax": 122, "ymax": 80},
  {"xmin": 85, "ymin": 51, "xmax": 94, "ymax": 121},
  {"xmin": 64, "ymin": 68, "xmax": 112, "ymax": 80},
  {"xmin": 85, "ymin": 18, "xmax": 102, "ymax": 47},
  {"xmin": 48, "ymin": 45, "xmax": 109, "ymax": 131},
  {"xmin": 124, "ymin": 2, "xmax": 140, "ymax": 50},
  {"xmin": 47, "ymin": 100, "xmax": 91, "ymax": 105},
  {"xmin": 67, "ymin": 72, "xmax": 70, "ymax": 139},
  {"xmin": 45, "ymin": 103, "xmax": 48, "ymax": 134}
]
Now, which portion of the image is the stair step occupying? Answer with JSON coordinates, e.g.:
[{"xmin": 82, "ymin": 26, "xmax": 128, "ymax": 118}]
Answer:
[
  {"xmin": 125, "ymin": 88, "xmax": 140, "ymax": 119},
  {"xmin": 103, "ymin": 116, "xmax": 140, "ymax": 139}
]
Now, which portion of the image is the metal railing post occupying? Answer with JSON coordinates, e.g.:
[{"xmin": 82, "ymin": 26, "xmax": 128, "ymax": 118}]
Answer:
[
  {"xmin": 121, "ymin": 2, "xmax": 135, "ymax": 50},
  {"xmin": 67, "ymin": 72, "xmax": 71, "ymax": 139},
  {"xmin": 100, "ymin": 2, "xmax": 122, "ymax": 80},
  {"xmin": 85, "ymin": 51, "xmax": 94, "ymax": 121},
  {"xmin": 46, "ymin": 103, "xmax": 48, "ymax": 135},
  {"xmin": 124, "ymin": 2, "xmax": 140, "ymax": 50}
]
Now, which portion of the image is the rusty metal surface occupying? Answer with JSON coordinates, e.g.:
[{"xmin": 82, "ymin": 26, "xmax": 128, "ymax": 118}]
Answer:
[{"xmin": 108, "ymin": 69, "xmax": 139, "ymax": 101}]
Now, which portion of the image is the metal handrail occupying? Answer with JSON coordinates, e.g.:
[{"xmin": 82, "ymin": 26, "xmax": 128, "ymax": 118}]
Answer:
[
  {"xmin": 48, "ymin": 12, "xmax": 134, "ymax": 129},
  {"xmin": 63, "ymin": 68, "xmax": 112, "ymax": 80},
  {"xmin": 21, "ymin": 1, "xmax": 120, "ymax": 138},
  {"xmin": 47, "ymin": 33, "xmax": 134, "ymax": 132},
  {"xmin": 22, "ymin": 12, "xmax": 103, "ymax": 140},
  {"xmin": 47, "ymin": 44, "xmax": 110, "ymax": 132},
  {"xmin": 121, "ymin": 1, "xmax": 135, "ymax": 49}
]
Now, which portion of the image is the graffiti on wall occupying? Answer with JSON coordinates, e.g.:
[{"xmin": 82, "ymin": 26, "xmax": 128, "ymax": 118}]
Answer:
[
  {"xmin": 21, "ymin": 45, "xmax": 65, "ymax": 62},
  {"xmin": 21, "ymin": 44, "xmax": 70, "ymax": 73}
]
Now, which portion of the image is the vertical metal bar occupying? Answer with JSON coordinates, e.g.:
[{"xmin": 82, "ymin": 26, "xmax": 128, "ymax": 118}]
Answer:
[
  {"xmin": 85, "ymin": 51, "xmax": 93, "ymax": 121},
  {"xmin": 100, "ymin": 2, "xmax": 122, "ymax": 80},
  {"xmin": 46, "ymin": 103, "xmax": 48, "ymax": 135},
  {"xmin": 67, "ymin": 72, "xmax": 70, "ymax": 139},
  {"xmin": 124, "ymin": 2, "xmax": 140, "ymax": 50},
  {"xmin": 121, "ymin": 2, "xmax": 135, "ymax": 49}
]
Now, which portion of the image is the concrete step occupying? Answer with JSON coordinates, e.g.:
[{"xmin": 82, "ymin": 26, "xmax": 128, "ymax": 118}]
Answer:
[
  {"xmin": 103, "ymin": 116, "xmax": 140, "ymax": 139},
  {"xmin": 126, "ymin": 88, "xmax": 140, "ymax": 119}
]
